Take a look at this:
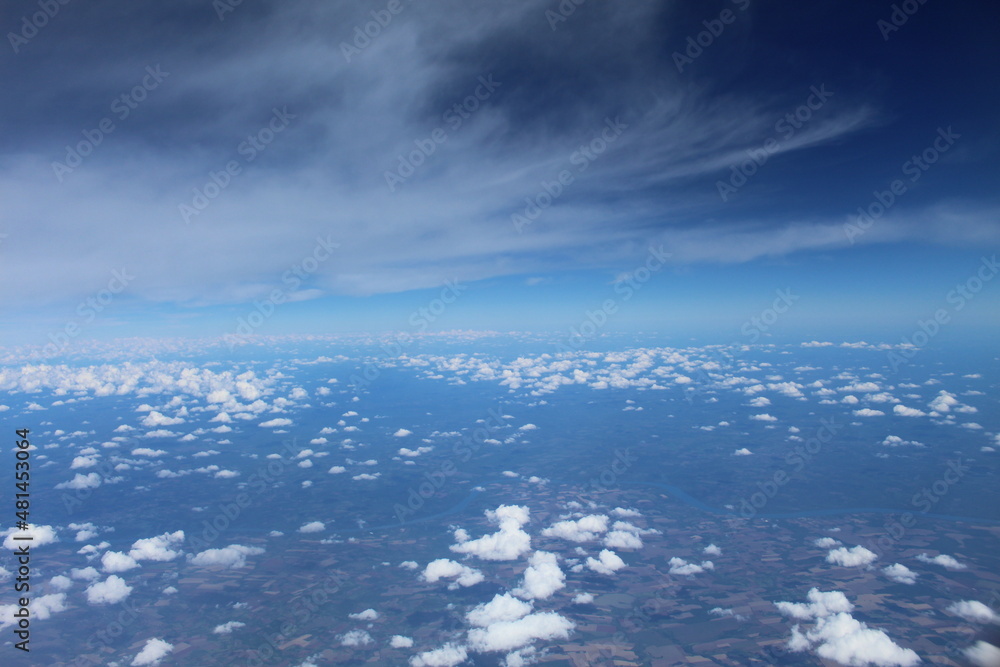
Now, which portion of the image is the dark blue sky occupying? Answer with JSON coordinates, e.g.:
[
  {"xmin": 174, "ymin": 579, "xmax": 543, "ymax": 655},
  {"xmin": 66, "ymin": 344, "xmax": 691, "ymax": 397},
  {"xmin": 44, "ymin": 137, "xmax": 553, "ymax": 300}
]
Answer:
[{"xmin": 1, "ymin": 0, "xmax": 998, "ymax": 346}]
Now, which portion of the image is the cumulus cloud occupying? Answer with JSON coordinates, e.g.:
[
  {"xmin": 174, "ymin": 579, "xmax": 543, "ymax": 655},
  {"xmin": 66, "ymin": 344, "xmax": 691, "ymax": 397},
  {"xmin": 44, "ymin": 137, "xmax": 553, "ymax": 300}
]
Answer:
[
  {"xmin": 609, "ymin": 507, "xmax": 641, "ymax": 518},
  {"xmin": 409, "ymin": 643, "xmax": 468, "ymax": 667},
  {"xmin": 541, "ymin": 515, "xmax": 608, "ymax": 543},
  {"xmin": 390, "ymin": 635, "xmax": 414, "ymax": 648},
  {"xmin": 101, "ymin": 550, "xmax": 140, "ymax": 573},
  {"xmin": 259, "ymin": 418, "xmax": 293, "ymax": 428},
  {"xmin": 853, "ymin": 408, "xmax": 885, "ymax": 417},
  {"xmin": 775, "ymin": 588, "xmax": 854, "ymax": 621},
  {"xmin": 141, "ymin": 411, "xmax": 185, "ymax": 427},
  {"xmin": 189, "ymin": 544, "xmax": 264, "ymax": 569},
  {"xmin": 603, "ymin": 530, "xmax": 643, "ymax": 550},
  {"xmin": 86, "ymin": 575, "xmax": 133, "ymax": 605},
  {"xmin": 668, "ymin": 557, "xmax": 714, "ymax": 576},
  {"xmin": 467, "ymin": 611, "xmax": 575, "ymax": 653},
  {"xmin": 129, "ymin": 531, "xmax": 184, "ymax": 561},
  {"xmin": 421, "ymin": 558, "xmax": 484, "ymax": 588},
  {"xmin": 964, "ymin": 641, "xmax": 1000, "ymax": 667},
  {"xmin": 467, "ymin": 593, "xmax": 533, "ymax": 627},
  {"xmin": 349, "ymin": 608, "xmax": 380, "ymax": 621},
  {"xmin": 916, "ymin": 553, "xmax": 967, "ymax": 571},
  {"xmin": 826, "ymin": 545, "xmax": 877, "ymax": 567},
  {"xmin": 298, "ymin": 521, "xmax": 326, "ymax": 533},
  {"xmin": 786, "ymin": 613, "xmax": 919, "ymax": 666},
  {"xmin": 513, "ymin": 551, "xmax": 565, "ymax": 600},
  {"xmin": 450, "ymin": 505, "xmax": 532, "ymax": 561},
  {"xmin": 55, "ymin": 472, "xmax": 102, "ymax": 489},
  {"xmin": 703, "ymin": 544, "xmax": 722, "ymax": 556},
  {"xmin": 393, "ymin": 428, "xmax": 413, "ymax": 437},
  {"xmin": 586, "ymin": 549, "xmax": 626, "ymax": 575},
  {"xmin": 892, "ymin": 405, "xmax": 926, "ymax": 417},
  {"xmin": 572, "ymin": 592, "xmax": 594, "ymax": 604},
  {"xmin": 734, "ymin": 447, "xmax": 753, "ymax": 456},
  {"xmin": 3, "ymin": 524, "xmax": 58, "ymax": 549},
  {"xmin": 750, "ymin": 413, "xmax": 778, "ymax": 422},
  {"xmin": 0, "ymin": 593, "xmax": 67, "ymax": 628},
  {"xmin": 946, "ymin": 600, "xmax": 998, "ymax": 624},
  {"xmin": 338, "ymin": 629, "xmax": 373, "ymax": 646},
  {"xmin": 131, "ymin": 638, "xmax": 174, "ymax": 666},
  {"xmin": 882, "ymin": 563, "xmax": 917, "ymax": 585},
  {"xmin": 213, "ymin": 621, "xmax": 247, "ymax": 634}
]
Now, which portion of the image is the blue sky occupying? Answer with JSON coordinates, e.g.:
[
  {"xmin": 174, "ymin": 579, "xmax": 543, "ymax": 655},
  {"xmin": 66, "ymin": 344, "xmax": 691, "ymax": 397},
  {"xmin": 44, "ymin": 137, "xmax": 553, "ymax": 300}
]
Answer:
[{"xmin": 2, "ymin": 0, "xmax": 998, "ymax": 347}]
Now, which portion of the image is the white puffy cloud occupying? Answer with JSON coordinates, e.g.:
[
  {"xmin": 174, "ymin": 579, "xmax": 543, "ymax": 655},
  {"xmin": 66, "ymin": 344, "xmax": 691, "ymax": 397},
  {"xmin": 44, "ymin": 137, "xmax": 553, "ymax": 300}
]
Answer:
[
  {"xmin": 853, "ymin": 408, "xmax": 885, "ymax": 417},
  {"xmin": 3, "ymin": 524, "xmax": 58, "ymax": 549},
  {"xmin": 390, "ymin": 635, "xmax": 414, "ymax": 648},
  {"xmin": 467, "ymin": 611, "xmax": 574, "ymax": 653},
  {"xmin": 259, "ymin": 418, "xmax": 292, "ymax": 428},
  {"xmin": 141, "ymin": 411, "xmax": 185, "ymax": 428},
  {"xmin": 338, "ymin": 629, "xmax": 373, "ymax": 646},
  {"xmin": 882, "ymin": 563, "xmax": 917, "ymax": 585},
  {"xmin": 450, "ymin": 505, "xmax": 532, "ymax": 561},
  {"xmin": 132, "ymin": 447, "xmax": 168, "ymax": 457},
  {"xmin": 964, "ymin": 641, "xmax": 1000, "ymax": 667},
  {"xmin": 129, "ymin": 531, "xmax": 185, "ymax": 562},
  {"xmin": 775, "ymin": 588, "xmax": 854, "ymax": 621},
  {"xmin": 213, "ymin": 621, "xmax": 247, "ymax": 634},
  {"xmin": 586, "ymin": 549, "xmax": 626, "ymax": 575},
  {"xmin": 668, "ymin": 557, "xmax": 714, "ymax": 576},
  {"xmin": 298, "ymin": 521, "xmax": 326, "ymax": 533},
  {"xmin": 0, "ymin": 593, "xmax": 67, "ymax": 628},
  {"xmin": 398, "ymin": 446, "xmax": 433, "ymax": 457},
  {"xmin": 349, "ymin": 608, "xmax": 380, "ymax": 621},
  {"xmin": 409, "ymin": 643, "xmax": 468, "ymax": 667},
  {"xmin": 928, "ymin": 390, "xmax": 959, "ymax": 413},
  {"xmin": 916, "ymin": 553, "xmax": 967, "ymax": 571},
  {"xmin": 131, "ymin": 638, "xmax": 174, "ymax": 666},
  {"xmin": 513, "ymin": 551, "xmax": 565, "ymax": 600},
  {"xmin": 541, "ymin": 515, "xmax": 608, "ymax": 543},
  {"xmin": 55, "ymin": 472, "xmax": 102, "ymax": 489},
  {"xmin": 421, "ymin": 558, "xmax": 484, "ymax": 588},
  {"xmin": 946, "ymin": 600, "xmax": 998, "ymax": 624},
  {"xmin": 603, "ymin": 530, "xmax": 643, "ymax": 550},
  {"xmin": 703, "ymin": 544, "xmax": 722, "ymax": 556},
  {"xmin": 880, "ymin": 435, "xmax": 924, "ymax": 447},
  {"xmin": 609, "ymin": 507, "xmax": 641, "ymax": 518},
  {"xmin": 102, "ymin": 550, "xmax": 140, "ymax": 573},
  {"xmin": 189, "ymin": 544, "xmax": 264, "ymax": 569},
  {"xmin": 787, "ymin": 613, "xmax": 920, "ymax": 667},
  {"xmin": 826, "ymin": 546, "xmax": 877, "ymax": 567},
  {"xmin": 750, "ymin": 413, "xmax": 778, "ymax": 422},
  {"xmin": 467, "ymin": 593, "xmax": 533, "ymax": 627},
  {"xmin": 733, "ymin": 447, "xmax": 753, "ymax": 456},
  {"xmin": 393, "ymin": 428, "xmax": 413, "ymax": 437},
  {"xmin": 572, "ymin": 592, "xmax": 594, "ymax": 604},
  {"xmin": 86, "ymin": 575, "xmax": 133, "ymax": 605},
  {"xmin": 892, "ymin": 405, "xmax": 926, "ymax": 417}
]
